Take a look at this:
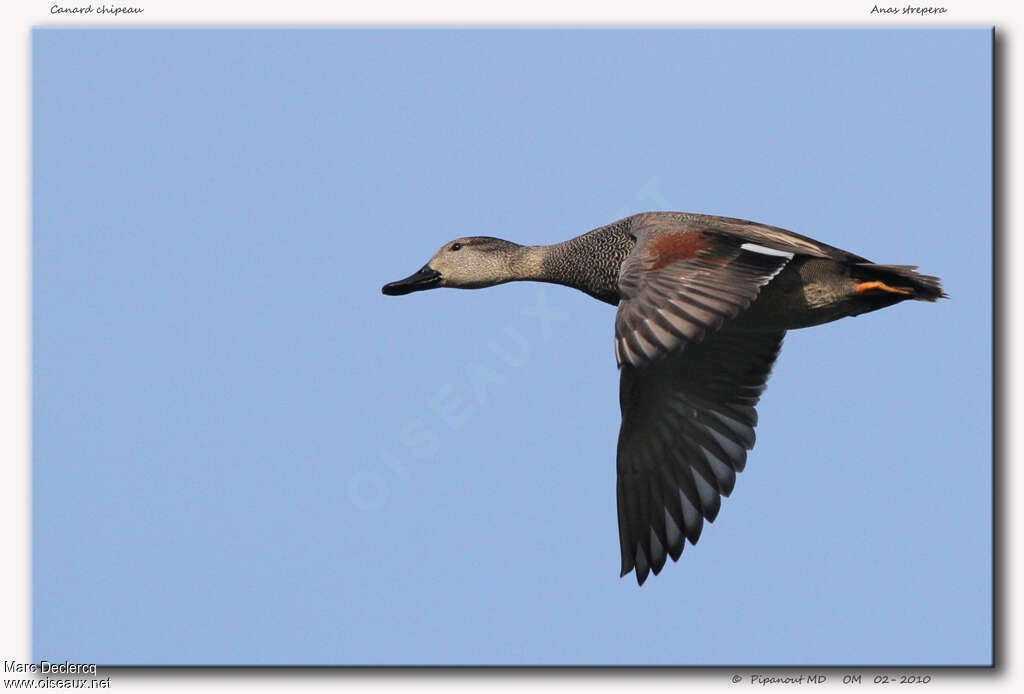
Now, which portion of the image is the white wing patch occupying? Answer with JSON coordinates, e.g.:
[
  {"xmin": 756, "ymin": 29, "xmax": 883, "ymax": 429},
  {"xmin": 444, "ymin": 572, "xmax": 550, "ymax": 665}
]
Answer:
[{"xmin": 740, "ymin": 243, "xmax": 796, "ymax": 259}]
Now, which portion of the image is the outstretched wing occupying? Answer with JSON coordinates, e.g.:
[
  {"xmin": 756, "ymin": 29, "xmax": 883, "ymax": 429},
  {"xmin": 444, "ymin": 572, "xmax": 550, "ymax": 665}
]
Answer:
[{"xmin": 614, "ymin": 227, "xmax": 791, "ymax": 584}]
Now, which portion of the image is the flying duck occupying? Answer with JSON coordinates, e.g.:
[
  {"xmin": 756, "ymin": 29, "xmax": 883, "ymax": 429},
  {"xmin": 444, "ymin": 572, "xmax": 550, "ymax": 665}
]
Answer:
[{"xmin": 382, "ymin": 211, "xmax": 945, "ymax": 585}]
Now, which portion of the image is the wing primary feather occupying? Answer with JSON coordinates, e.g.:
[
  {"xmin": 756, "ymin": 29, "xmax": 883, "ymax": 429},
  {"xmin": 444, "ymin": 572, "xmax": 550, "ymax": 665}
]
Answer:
[
  {"xmin": 616, "ymin": 477, "xmax": 634, "ymax": 577},
  {"xmin": 649, "ymin": 527, "xmax": 668, "ymax": 575},
  {"xmin": 657, "ymin": 465, "xmax": 688, "ymax": 538},
  {"xmin": 646, "ymin": 473, "xmax": 671, "ymax": 554},
  {"xmin": 664, "ymin": 509, "xmax": 684, "ymax": 562},
  {"xmin": 634, "ymin": 546, "xmax": 651, "ymax": 586}
]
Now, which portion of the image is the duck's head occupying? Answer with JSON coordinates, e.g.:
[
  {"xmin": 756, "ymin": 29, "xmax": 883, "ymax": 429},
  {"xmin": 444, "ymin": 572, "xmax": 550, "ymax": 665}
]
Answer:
[{"xmin": 381, "ymin": 237, "xmax": 526, "ymax": 296}]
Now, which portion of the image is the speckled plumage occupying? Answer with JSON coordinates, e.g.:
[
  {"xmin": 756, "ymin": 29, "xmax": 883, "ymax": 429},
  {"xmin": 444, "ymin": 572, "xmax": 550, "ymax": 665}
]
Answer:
[{"xmin": 534, "ymin": 216, "xmax": 636, "ymax": 304}]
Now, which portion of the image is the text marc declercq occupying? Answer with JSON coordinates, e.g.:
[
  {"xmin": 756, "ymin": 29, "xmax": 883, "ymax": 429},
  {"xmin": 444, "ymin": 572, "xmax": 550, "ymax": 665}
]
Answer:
[{"xmin": 4, "ymin": 661, "xmax": 98, "ymax": 675}]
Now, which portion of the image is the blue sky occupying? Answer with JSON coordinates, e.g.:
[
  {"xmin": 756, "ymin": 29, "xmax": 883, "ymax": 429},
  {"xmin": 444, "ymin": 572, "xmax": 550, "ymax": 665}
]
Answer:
[{"xmin": 32, "ymin": 28, "xmax": 991, "ymax": 665}]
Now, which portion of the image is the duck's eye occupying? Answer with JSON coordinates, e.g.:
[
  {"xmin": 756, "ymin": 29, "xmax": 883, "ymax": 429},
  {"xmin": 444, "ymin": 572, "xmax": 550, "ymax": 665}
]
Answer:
[{"xmin": 450, "ymin": 243, "xmax": 462, "ymax": 251}]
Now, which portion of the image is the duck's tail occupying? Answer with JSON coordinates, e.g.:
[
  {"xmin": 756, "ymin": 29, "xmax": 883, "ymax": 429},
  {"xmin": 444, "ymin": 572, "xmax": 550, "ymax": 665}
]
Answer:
[{"xmin": 854, "ymin": 263, "xmax": 947, "ymax": 302}]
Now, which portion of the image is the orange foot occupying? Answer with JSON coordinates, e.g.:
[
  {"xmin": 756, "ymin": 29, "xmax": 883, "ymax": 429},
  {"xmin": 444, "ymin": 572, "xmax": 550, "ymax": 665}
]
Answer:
[{"xmin": 855, "ymin": 280, "xmax": 913, "ymax": 296}]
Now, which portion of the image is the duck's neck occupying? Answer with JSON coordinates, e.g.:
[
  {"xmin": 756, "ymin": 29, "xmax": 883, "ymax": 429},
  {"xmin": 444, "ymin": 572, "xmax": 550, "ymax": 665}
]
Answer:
[
  {"xmin": 506, "ymin": 237, "xmax": 628, "ymax": 306},
  {"xmin": 507, "ymin": 245, "xmax": 550, "ymax": 282}
]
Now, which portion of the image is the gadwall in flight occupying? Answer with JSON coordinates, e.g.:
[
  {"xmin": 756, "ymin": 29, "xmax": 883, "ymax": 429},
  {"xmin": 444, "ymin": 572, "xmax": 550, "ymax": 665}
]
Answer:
[{"xmin": 382, "ymin": 211, "xmax": 945, "ymax": 585}]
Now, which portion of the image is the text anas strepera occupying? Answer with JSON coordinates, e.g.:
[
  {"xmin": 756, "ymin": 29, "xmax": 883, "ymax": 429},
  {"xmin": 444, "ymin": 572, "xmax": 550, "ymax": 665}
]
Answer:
[{"xmin": 382, "ymin": 211, "xmax": 945, "ymax": 585}]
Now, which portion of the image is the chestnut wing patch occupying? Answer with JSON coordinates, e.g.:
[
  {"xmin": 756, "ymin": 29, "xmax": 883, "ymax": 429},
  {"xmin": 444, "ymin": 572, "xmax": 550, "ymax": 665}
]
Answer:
[
  {"xmin": 615, "ymin": 230, "xmax": 791, "ymax": 368},
  {"xmin": 648, "ymin": 232, "xmax": 713, "ymax": 270}
]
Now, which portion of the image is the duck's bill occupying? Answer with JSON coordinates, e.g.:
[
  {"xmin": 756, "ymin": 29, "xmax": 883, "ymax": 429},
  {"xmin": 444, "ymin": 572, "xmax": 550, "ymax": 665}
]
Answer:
[{"xmin": 381, "ymin": 266, "xmax": 442, "ymax": 296}]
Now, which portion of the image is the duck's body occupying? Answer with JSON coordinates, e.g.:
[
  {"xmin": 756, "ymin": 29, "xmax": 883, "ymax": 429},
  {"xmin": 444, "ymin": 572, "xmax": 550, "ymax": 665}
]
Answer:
[{"xmin": 382, "ymin": 211, "xmax": 944, "ymax": 585}]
